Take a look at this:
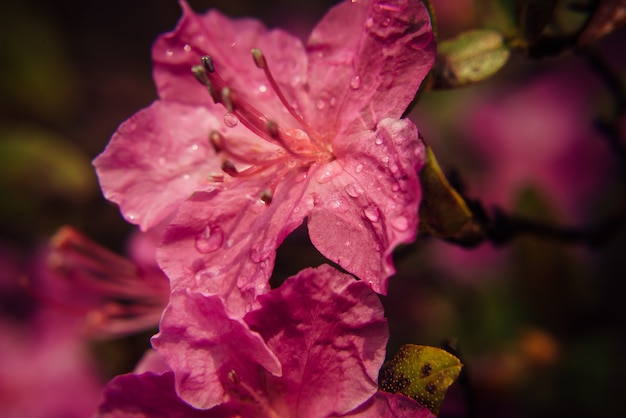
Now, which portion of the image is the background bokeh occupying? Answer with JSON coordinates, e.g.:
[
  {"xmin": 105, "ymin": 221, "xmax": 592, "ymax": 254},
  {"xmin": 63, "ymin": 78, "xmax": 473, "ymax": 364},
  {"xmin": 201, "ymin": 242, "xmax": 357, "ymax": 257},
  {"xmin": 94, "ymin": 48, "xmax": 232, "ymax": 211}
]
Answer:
[{"xmin": 1, "ymin": 0, "xmax": 625, "ymax": 417}]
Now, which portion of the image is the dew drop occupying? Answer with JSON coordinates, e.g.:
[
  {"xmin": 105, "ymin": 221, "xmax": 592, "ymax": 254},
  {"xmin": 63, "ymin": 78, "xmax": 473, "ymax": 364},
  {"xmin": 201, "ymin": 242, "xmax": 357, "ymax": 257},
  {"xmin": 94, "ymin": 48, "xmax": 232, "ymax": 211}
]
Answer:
[
  {"xmin": 382, "ymin": 17, "xmax": 392, "ymax": 27},
  {"xmin": 375, "ymin": 244, "xmax": 382, "ymax": 252},
  {"xmin": 316, "ymin": 99, "xmax": 326, "ymax": 110},
  {"xmin": 391, "ymin": 183, "xmax": 400, "ymax": 192},
  {"xmin": 350, "ymin": 75, "xmax": 361, "ymax": 89},
  {"xmin": 355, "ymin": 163, "xmax": 364, "ymax": 173},
  {"xmin": 375, "ymin": 136, "xmax": 384, "ymax": 145},
  {"xmin": 183, "ymin": 174, "xmax": 190, "ymax": 181},
  {"xmin": 316, "ymin": 162, "xmax": 342, "ymax": 183},
  {"xmin": 190, "ymin": 144, "xmax": 199, "ymax": 151},
  {"xmin": 345, "ymin": 183, "xmax": 364, "ymax": 198},
  {"xmin": 390, "ymin": 163, "xmax": 399, "ymax": 174},
  {"xmin": 363, "ymin": 206, "xmax": 380, "ymax": 222},
  {"xmin": 329, "ymin": 97, "xmax": 336, "ymax": 107},
  {"xmin": 259, "ymin": 84, "xmax": 267, "ymax": 93},
  {"xmin": 127, "ymin": 214, "xmax": 136, "ymax": 221},
  {"xmin": 381, "ymin": 155, "xmax": 390, "ymax": 165},
  {"xmin": 183, "ymin": 44, "xmax": 192, "ymax": 53},
  {"xmin": 365, "ymin": 17, "xmax": 374, "ymax": 28},
  {"xmin": 194, "ymin": 225, "xmax": 224, "ymax": 254},
  {"xmin": 223, "ymin": 112, "xmax": 239, "ymax": 127},
  {"xmin": 165, "ymin": 50, "xmax": 174, "ymax": 57},
  {"xmin": 391, "ymin": 216, "xmax": 409, "ymax": 231},
  {"xmin": 329, "ymin": 196, "xmax": 348, "ymax": 213}
]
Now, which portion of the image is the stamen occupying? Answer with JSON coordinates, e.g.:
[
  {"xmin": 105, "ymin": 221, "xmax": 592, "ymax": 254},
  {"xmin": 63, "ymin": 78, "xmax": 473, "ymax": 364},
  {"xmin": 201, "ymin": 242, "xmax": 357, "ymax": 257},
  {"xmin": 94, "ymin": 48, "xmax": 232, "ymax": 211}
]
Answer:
[
  {"xmin": 260, "ymin": 189, "xmax": 272, "ymax": 205},
  {"xmin": 191, "ymin": 65, "xmax": 218, "ymax": 102},
  {"xmin": 221, "ymin": 87, "xmax": 235, "ymax": 113},
  {"xmin": 201, "ymin": 55, "xmax": 215, "ymax": 73},
  {"xmin": 250, "ymin": 48, "xmax": 312, "ymax": 131},
  {"xmin": 221, "ymin": 160, "xmax": 239, "ymax": 176},
  {"xmin": 209, "ymin": 130, "xmax": 224, "ymax": 153}
]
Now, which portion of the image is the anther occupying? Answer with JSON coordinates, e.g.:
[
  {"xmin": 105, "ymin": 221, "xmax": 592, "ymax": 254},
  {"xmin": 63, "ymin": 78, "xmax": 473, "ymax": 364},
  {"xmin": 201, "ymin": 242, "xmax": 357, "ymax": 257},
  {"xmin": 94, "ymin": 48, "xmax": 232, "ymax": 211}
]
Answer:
[
  {"xmin": 260, "ymin": 189, "xmax": 272, "ymax": 205},
  {"xmin": 209, "ymin": 131, "xmax": 224, "ymax": 153},
  {"xmin": 227, "ymin": 370, "xmax": 240, "ymax": 385},
  {"xmin": 192, "ymin": 65, "xmax": 218, "ymax": 102},
  {"xmin": 201, "ymin": 55, "xmax": 215, "ymax": 73},
  {"xmin": 251, "ymin": 48, "xmax": 267, "ymax": 69},
  {"xmin": 192, "ymin": 65, "xmax": 210, "ymax": 85},
  {"xmin": 266, "ymin": 120, "xmax": 279, "ymax": 139},
  {"xmin": 221, "ymin": 87, "xmax": 235, "ymax": 113},
  {"xmin": 221, "ymin": 160, "xmax": 239, "ymax": 176}
]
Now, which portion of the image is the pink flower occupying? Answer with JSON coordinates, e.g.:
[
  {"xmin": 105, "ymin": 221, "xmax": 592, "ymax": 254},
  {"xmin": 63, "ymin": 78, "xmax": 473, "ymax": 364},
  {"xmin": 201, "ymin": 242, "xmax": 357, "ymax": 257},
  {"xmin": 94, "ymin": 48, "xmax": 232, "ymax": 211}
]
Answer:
[
  {"xmin": 98, "ymin": 265, "xmax": 434, "ymax": 417},
  {"xmin": 39, "ymin": 226, "xmax": 170, "ymax": 338},
  {"xmin": 93, "ymin": 0, "xmax": 435, "ymax": 317}
]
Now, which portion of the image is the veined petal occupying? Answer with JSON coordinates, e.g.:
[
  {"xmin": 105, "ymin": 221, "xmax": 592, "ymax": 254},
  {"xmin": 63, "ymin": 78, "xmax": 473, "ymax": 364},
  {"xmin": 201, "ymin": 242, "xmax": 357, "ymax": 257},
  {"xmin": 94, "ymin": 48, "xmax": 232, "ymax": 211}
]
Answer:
[
  {"xmin": 244, "ymin": 265, "xmax": 389, "ymax": 417},
  {"xmin": 307, "ymin": 118, "xmax": 424, "ymax": 293},
  {"xmin": 151, "ymin": 289, "xmax": 282, "ymax": 410},
  {"xmin": 157, "ymin": 170, "xmax": 313, "ymax": 318},
  {"xmin": 93, "ymin": 101, "xmax": 221, "ymax": 230},
  {"xmin": 306, "ymin": 0, "xmax": 436, "ymax": 134},
  {"xmin": 153, "ymin": 0, "xmax": 309, "ymax": 128}
]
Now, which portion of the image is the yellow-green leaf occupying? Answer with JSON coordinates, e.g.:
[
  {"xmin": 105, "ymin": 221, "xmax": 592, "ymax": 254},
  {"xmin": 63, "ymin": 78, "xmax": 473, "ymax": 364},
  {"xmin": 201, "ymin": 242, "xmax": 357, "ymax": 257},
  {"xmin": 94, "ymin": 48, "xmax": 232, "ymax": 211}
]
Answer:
[
  {"xmin": 418, "ymin": 144, "xmax": 475, "ymax": 238},
  {"xmin": 380, "ymin": 344, "xmax": 463, "ymax": 414}
]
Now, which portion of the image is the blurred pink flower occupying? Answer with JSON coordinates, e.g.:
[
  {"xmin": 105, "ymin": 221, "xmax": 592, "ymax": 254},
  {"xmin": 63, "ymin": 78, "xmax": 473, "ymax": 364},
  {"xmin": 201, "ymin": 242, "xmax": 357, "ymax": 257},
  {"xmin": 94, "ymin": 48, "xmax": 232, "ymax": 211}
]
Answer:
[
  {"xmin": 39, "ymin": 226, "xmax": 170, "ymax": 338},
  {"xmin": 462, "ymin": 68, "xmax": 615, "ymax": 222},
  {"xmin": 0, "ymin": 241, "xmax": 103, "ymax": 418},
  {"xmin": 93, "ymin": 0, "xmax": 435, "ymax": 318},
  {"xmin": 98, "ymin": 265, "xmax": 433, "ymax": 417}
]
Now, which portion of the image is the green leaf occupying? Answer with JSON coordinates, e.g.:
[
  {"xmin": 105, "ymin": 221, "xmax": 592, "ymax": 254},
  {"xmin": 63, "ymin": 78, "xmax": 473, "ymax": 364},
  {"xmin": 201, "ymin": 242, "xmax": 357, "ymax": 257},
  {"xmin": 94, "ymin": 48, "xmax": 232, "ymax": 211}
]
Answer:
[
  {"xmin": 418, "ymin": 144, "xmax": 475, "ymax": 238},
  {"xmin": 380, "ymin": 344, "xmax": 463, "ymax": 414},
  {"xmin": 434, "ymin": 29, "xmax": 511, "ymax": 88}
]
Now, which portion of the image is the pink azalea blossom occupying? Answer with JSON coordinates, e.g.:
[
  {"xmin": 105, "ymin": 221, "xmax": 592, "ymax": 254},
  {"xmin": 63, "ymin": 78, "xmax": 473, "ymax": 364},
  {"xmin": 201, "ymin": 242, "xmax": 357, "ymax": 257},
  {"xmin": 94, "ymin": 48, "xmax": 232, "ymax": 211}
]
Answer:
[
  {"xmin": 93, "ymin": 0, "xmax": 435, "ymax": 317},
  {"xmin": 98, "ymin": 265, "xmax": 434, "ymax": 417}
]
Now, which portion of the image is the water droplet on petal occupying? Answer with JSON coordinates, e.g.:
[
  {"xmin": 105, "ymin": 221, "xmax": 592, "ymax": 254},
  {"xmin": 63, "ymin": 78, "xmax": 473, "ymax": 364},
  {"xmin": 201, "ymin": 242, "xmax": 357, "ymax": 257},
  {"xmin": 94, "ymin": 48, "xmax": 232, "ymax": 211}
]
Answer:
[
  {"xmin": 183, "ymin": 174, "xmax": 190, "ymax": 181},
  {"xmin": 365, "ymin": 17, "xmax": 374, "ymax": 28},
  {"xmin": 391, "ymin": 183, "xmax": 400, "ymax": 192},
  {"xmin": 259, "ymin": 84, "xmax": 267, "ymax": 93},
  {"xmin": 364, "ymin": 206, "xmax": 380, "ymax": 222},
  {"xmin": 165, "ymin": 50, "xmax": 174, "ymax": 57},
  {"xmin": 350, "ymin": 75, "xmax": 361, "ymax": 89},
  {"xmin": 390, "ymin": 163, "xmax": 399, "ymax": 174},
  {"xmin": 375, "ymin": 136, "xmax": 384, "ymax": 145},
  {"xmin": 382, "ymin": 17, "xmax": 392, "ymax": 27},
  {"xmin": 316, "ymin": 162, "xmax": 342, "ymax": 183},
  {"xmin": 316, "ymin": 99, "xmax": 326, "ymax": 110},
  {"xmin": 195, "ymin": 225, "xmax": 224, "ymax": 253},
  {"xmin": 381, "ymin": 155, "xmax": 390, "ymax": 166},
  {"xmin": 329, "ymin": 97, "xmax": 336, "ymax": 107},
  {"xmin": 183, "ymin": 44, "xmax": 192, "ymax": 53},
  {"xmin": 355, "ymin": 163, "xmax": 364, "ymax": 173},
  {"xmin": 345, "ymin": 183, "xmax": 364, "ymax": 198},
  {"xmin": 391, "ymin": 216, "xmax": 409, "ymax": 231},
  {"xmin": 329, "ymin": 196, "xmax": 348, "ymax": 213},
  {"xmin": 375, "ymin": 244, "xmax": 382, "ymax": 252},
  {"xmin": 127, "ymin": 213, "xmax": 136, "ymax": 221},
  {"xmin": 223, "ymin": 112, "xmax": 239, "ymax": 127}
]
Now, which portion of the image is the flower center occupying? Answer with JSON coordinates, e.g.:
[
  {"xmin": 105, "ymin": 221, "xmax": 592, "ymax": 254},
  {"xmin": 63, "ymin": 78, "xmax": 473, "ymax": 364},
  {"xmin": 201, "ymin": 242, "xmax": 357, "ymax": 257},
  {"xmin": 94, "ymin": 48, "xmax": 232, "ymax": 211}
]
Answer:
[{"xmin": 191, "ymin": 50, "xmax": 334, "ymax": 188}]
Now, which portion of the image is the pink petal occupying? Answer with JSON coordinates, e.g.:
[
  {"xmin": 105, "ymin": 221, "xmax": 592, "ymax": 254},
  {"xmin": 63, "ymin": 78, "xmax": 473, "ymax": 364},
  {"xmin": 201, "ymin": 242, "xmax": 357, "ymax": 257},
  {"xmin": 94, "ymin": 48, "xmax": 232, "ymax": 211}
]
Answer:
[
  {"xmin": 93, "ymin": 101, "xmax": 221, "ymax": 230},
  {"xmin": 307, "ymin": 118, "xmax": 424, "ymax": 294},
  {"xmin": 243, "ymin": 265, "xmax": 389, "ymax": 417},
  {"xmin": 151, "ymin": 289, "xmax": 281, "ymax": 410},
  {"xmin": 157, "ymin": 170, "xmax": 313, "ymax": 318},
  {"xmin": 305, "ymin": 0, "xmax": 436, "ymax": 133},
  {"xmin": 153, "ymin": 0, "xmax": 308, "ymax": 128},
  {"xmin": 344, "ymin": 392, "xmax": 436, "ymax": 417}
]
